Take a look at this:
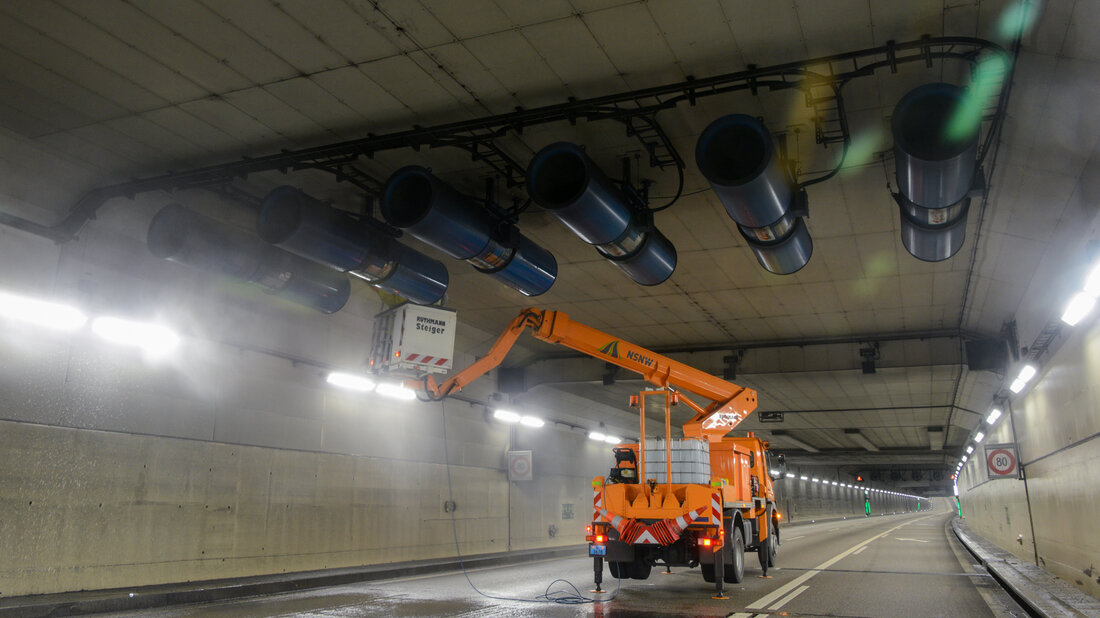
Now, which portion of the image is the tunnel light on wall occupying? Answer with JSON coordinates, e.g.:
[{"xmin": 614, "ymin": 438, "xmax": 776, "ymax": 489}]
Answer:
[
  {"xmin": 961, "ymin": 455, "xmax": 968, "ymax": 462},
  {"xmin": 91, "ymin": 316, "xmax": 179, "ymax": 355},
  {"xmin": 966, "ymin": 445, "xmax": 974, "ymax": 454},
  {"xmin": 811, "ymin": 478, "xmax": 819, "ymax": 483},
  {"xmin": 588, "ymin": 431, "xmax": 607, "ymax": 442},
  {"xmin": 1058, "ymin": 258, "xmax": 1100, "ymax": 326},
  {"xmin": 148, "ymin": 205, "xmax": 350, "ymax": 314},
  {"xmin": 258, "ymin": 186, "xmax": 449, "ymax": 306},
  {"xmin": 526, "ymin": 142, "xmax": 677, "ymax": 285},
  {"xmin": 0, "ymin": 290, "xmax": 87, "ymax": 332},
  {"xmin": 376, "ymin": 382, "xmax": 417, "ymax": 401},
  {"xmin": 985, "ymin": 408, "xmax": 1003, "ymax": 425},
  {"xmin": 519, "ymin": 415, "xmax": 545, "ymax": 428},
  {"xmin": 381, "ymin": 166, "xmax": 556, "ymax": 297},
  {"xmin": 1061, "ymin": 291, "xmax": 1096, "ymax": 326},
  {"xmin": 1008, "ymin": 364, "xmax": 1037, "ymax": 394},
  {"xmin": 695, "ymin": 114, "xmax": 812, "ymax": 274},
  {"xmin": 326, "ymin": 371, "xmax": 377, "ymax": 392},
  {"xmin": 800, "ymin": 475, "xmax": 808, "ymax": 481},
  {"xmin": 604, "ymin": 435, "xmax": 622, "ymax": 444},
  {"xmin": 493, "ymin": 408, "xmax": 522, "ymax": 423},
  {"xmin": 973, "ymin": 431, "xmax": 985, "ymax": 443},
  {"xmin": 891, "ymin": 83, "xmax": 981, "ymax": 262}
]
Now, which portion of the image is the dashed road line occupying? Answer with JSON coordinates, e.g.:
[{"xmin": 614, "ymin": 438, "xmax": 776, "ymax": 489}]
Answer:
[
  {"xmin": 769, "ymin": 585, "xmax": 809, "ymax": 610},
  {"xmin": 852, "ymin": 546, "xmax": 868, "ymax": 556}
]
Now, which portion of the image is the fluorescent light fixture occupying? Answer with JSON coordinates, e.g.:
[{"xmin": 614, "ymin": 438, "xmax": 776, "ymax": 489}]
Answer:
[
  {"xmin": 0, "ymin": 291, "xmax": 87, "ymax": 331},
  {"xmin": 493, "ymin": 409, "xmax": 521, "ymax": 423},
  {"xmin": 966, "ymin": 446, "xmax": 974, "ymax": 454},
  {"xmin": 92, "ymin": 317, "xmax": 179, "ymax": 354},
  {"xmin": 953, "ymin": 484, "xmax": 959, "ymax": 496},
  {"xmin": 376, "ymin": 382, "xmax": 416, "ymax": 401},
  {"xmin": 974, "ymin": 431, "xmax": 985, "ymax": 443},
  {"xmin": 603, "ymin": 435, "xmax": 621, "ymax": 444},
  {"xmin": 812, "ymin": 478, "xmax": 819, "ymax": 483},
  {"xmin": 770, "ymin": 468, "xmax": 779, "ymax": 476},
  {"xmin": 588, "ymin": 431, "xmax": 607, "ymax": 442},
  {"xmin": 986, "ymin": 408, "xmax": 1002, "ymax": 425},
  {"xmin": 800, "ymin": 475, "xmax": 809, "ymax": 481},
  {"xmin": 1016, "ymin": 364, "xmax": 1037, "ymax": 383},
  {"xmin": 831, "ymin": 481, "xmax": 838, "ymax": 486},
  {"xmin": 1009, "ymin": 378, "xmax": 1027, "ymax": 393},
  {"xmin": 1084, "ymin": 261, "xmax": 1100, "ymax": 296},
  {"xmin": 326, "ymin": 372, "xmax": 376, "ymax": 392},
  {"xmin": 519, "ymin": 415, "xmax": 544, "ymax": 428},
  {"xmin": 1061, "ymin": 291, "xmax": 1096, "ymax": 326},
  {"xmin": 961, "ymin": 455, "xmax": 968, "ymax": 462}
]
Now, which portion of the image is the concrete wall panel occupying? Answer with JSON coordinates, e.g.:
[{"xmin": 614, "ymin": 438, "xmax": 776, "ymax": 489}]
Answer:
[{"xmin": 959, "ymin": 314, "xmax": 1100, "ymax": 599}]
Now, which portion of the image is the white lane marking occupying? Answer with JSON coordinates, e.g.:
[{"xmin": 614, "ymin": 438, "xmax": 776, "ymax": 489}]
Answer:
[
  {"xmin": 784, "ymin": 535, "xmax": 804, "ymax": 541},
  {"xmin": 731, "ymin": 613, "xmax": 767, "ymax": 618},
  {"xmin": 746, "ymin": 514, "xmax": 932, "ymax": 609},
  {"xmin": 852, "ymin": 546, "xmax": 868, "ymax": 556},
  {"xmin": 895, "ymin": 537, "xmax": 929, "ymax": 543},
  {"xmin": 769, "ymin": 585, "xmax": 809, "ymax": 610}
]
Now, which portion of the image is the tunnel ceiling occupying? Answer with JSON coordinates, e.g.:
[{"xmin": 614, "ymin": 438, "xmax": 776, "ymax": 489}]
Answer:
[{"xmin": 1, "ymin": 0, "xmax": 1097, "ymax": 489}]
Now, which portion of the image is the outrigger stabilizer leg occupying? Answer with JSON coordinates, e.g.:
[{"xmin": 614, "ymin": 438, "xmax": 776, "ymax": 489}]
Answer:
[
  {"xmin": 591, "ymin": 556, "xmax": 604, "ymax": 593},
  {"xmin": 713, "ymin": 546, "xmax": 728, "ymax": 600}
]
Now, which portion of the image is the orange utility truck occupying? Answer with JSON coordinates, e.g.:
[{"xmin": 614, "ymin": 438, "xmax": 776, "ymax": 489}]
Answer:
[{"xmin": 405, "ymin": 308, "xmax": 783, "ymax": 597}]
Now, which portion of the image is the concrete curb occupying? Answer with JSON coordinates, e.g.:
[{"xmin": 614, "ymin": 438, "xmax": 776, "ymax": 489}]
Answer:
[
  {"xmin": 0, "ymin": 544, "xmax": 587, "ymax": 617},
  {"xmin": 951, "ymin": 518, "xmax": 1100, "ymax": 617}
]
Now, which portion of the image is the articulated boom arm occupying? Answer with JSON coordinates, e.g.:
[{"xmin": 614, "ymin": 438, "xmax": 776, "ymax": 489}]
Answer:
[{"xmin": 409, "ymin": 308, "xmax": 757, "ymax": 440}]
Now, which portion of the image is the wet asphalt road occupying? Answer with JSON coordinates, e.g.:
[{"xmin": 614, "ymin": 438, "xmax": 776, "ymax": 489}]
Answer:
[{"xmin": 103, "ymin": 508, "xmax": 1021, "ymax": 617}]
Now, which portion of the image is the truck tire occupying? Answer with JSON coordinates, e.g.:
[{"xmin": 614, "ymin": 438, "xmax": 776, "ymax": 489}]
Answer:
[
  {"xmin": 767, "ymin": 518, "xmax": 778, "ymax": 567},
  {"xmin": 608, "ymin": 561, "xmax": 629, "ymax": 579},
  {"xmin": 724, "ymin": 528, "xmax": 745, "ymax": 583},
  {"xmin": 630, "ymin": 560, "xmax": 651, "ymax": 580}
]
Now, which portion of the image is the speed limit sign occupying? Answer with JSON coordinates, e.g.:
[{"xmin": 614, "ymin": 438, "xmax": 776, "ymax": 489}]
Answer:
[{"xmin": 985, "ymin": 444, "xmax": 1019, "ymax": 479}]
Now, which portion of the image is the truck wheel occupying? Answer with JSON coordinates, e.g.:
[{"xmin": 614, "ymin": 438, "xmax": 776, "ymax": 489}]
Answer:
[
  {"xmin": 608, "ymin": 561, "xmax": 629, "ymax": 579},
  {"xmin": 630, "ymin": 560, "xmax": 652, "ymax": 580},
  {"xmin": 701, "ymin": 562, "xmax": 716, "ymax": 583},
  {"xmin": 724, "ymin": 528, "xmax": 745, "ymax": 583},
  {"xmin": 767, "ymin": 519, "xmax": 778, "ymax": 567}
]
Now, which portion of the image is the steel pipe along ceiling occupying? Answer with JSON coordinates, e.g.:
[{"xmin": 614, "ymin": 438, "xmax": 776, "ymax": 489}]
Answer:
[
  {"xmin": 892, "ymin": 83, "xmax": 979, "ymax": 261},
  {"xmin": 380, "ymin": 166, "xmax": 556, "ymax": 297},
  {"xmin": 257, "ymin": 186, "xmax": 449, "ymax": 305},
  {"xmin": 695, "ymin": 114, "xmax": 812, "ymax": 275},
  {"xmin": 526, "ymin": 142, "xmax": 677, "ymax": 286},
  {"xmin": 147, "ymin": 204, "xmax": 350, "ymax": 314}
]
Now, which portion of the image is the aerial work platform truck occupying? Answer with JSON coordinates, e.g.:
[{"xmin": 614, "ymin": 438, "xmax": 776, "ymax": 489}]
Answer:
[{"xmin": 405, "ymin": 308, "xmax": 782, "ymax": 597}]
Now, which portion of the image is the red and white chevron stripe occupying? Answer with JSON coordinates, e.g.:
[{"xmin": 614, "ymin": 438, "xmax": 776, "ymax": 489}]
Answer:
[
  {"xmin": 402, "ymin": 353, "xmax": 450, "ymax": 366},
  {"xmin": 597, "ymin": 507, "xmax": 703, "ymax": 546}
]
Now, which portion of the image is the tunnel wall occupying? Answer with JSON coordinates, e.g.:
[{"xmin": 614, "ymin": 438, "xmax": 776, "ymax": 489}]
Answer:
[
  {"xmin": 0, "ymin": 211, "xmax": 618, "ymax": 597},
  {"xmin": 772, "ymin": 466, "xmax": 921, "ymax": 524},
  {"xmin": 957, "ymin": 315, "xmax": 1100, "ymax": 599},
  {"xmin": 0, "ymin": 348, "xmax": 609, "ymax": 597}
]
